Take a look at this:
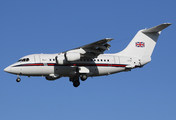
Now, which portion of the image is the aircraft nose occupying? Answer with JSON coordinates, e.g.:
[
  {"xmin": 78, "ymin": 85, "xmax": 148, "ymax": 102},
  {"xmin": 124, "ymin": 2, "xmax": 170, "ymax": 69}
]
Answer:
[{"xmin": 4, "ymin": 66, "xmax": 11, "ymax": 73}]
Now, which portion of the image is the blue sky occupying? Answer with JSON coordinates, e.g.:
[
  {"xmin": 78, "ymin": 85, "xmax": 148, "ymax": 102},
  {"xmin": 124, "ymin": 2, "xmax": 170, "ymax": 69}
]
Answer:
[{"xmin": 1, "ymin": 0, "xmax": 176, "ymax": 120}]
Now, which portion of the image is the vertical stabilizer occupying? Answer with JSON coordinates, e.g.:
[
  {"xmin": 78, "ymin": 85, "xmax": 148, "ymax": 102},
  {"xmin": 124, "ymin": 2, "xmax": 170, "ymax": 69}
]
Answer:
[{"xmin": 116, "ymin": 23, "xmax": 171, "ymax": 65}]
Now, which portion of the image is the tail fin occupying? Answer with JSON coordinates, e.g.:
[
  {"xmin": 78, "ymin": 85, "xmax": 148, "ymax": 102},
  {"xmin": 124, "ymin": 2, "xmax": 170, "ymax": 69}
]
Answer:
[{"xmin": 116, "ymin": 23, "xmax": 171, "ymax": 65}]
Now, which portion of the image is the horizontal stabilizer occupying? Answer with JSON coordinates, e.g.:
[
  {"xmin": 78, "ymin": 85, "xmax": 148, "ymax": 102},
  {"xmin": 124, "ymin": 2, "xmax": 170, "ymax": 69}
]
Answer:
[{"xmin": 142, "ymin": 23, "xmax": 171, "ymax": 33}]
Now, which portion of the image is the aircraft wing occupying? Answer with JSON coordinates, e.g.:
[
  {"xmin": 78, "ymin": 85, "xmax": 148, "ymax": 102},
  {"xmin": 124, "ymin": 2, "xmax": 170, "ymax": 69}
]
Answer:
[{"xmin": 65, "ymin": 38, "xmax": 113, "ymax": 57}]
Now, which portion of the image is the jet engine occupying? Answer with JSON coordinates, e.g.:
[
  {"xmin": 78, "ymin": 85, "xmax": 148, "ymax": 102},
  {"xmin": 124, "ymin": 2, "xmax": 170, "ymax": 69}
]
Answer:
[
  {"xmin": 55, "ymin": 52, "xmax": 80, "ymax": 65},
  {"xmin": 65, "ymin": 52, "xmax": 80, "ymax": 61}
]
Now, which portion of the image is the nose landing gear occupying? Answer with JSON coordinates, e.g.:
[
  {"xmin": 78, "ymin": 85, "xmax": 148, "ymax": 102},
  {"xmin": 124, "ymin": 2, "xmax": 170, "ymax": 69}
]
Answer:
[{"xmin": 16, "ymin": 75, "xmax": 21, "ymax": 82}]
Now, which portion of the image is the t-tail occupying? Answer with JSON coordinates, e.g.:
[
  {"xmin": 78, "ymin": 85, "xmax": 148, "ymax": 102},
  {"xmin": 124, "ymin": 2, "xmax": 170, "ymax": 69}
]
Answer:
[{"xmin": 116, "ymin": 23, "xmax": 171, "ymax": 67}]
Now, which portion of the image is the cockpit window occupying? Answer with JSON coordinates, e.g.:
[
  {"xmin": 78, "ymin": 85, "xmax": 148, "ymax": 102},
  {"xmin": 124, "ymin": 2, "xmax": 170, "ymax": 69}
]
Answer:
[
  {"xmin": 17, "ymin": 58, "xmax": 30, "ymax": 62},
  {"xmin": 17, "ymin": 59, "xmax": 22, "ymax": 62},
  {"xmin": 26, "ymin": 58, "xmax": 29, "ymax": 61}
]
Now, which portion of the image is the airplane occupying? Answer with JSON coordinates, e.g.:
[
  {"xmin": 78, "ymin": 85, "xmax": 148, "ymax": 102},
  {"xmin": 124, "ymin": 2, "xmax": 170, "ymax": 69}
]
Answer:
[{"xmin": 4, "ymin": 23, "xmax": 171, "ymax": 87}]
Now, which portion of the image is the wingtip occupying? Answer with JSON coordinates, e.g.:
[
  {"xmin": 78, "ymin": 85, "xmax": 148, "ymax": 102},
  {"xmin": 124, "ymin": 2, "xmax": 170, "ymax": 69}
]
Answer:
[
  {"xmin": 105, "ymin": 38, "xmax": 114, "ymax": 41},
  {"xmin": 163, "ymin": 23, "xmax": 172, "ymax": 26},
  {"xmin": 164, "ymin": 23, "xmax": 172, "ymax": 25}
]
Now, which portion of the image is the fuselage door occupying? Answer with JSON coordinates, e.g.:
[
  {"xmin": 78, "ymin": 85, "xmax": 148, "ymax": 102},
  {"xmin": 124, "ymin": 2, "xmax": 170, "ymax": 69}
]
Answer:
[{"xmin": 34, "ymin": 55, "xmax": 41, "ymax": 63}]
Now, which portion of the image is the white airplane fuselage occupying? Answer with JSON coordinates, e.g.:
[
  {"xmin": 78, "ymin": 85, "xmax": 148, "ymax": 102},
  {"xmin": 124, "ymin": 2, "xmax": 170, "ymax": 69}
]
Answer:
[{"xmin": 5, "ymin": 53, "xmax": 134, "ymax": 78}]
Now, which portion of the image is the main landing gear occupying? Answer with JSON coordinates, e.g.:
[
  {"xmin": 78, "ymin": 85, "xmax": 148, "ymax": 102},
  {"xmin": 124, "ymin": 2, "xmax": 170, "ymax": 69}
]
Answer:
[
  {"xmin": 70, "ymin": 74, "xmax": 88, "ymax": 87},
  {"xmin": 80, "ymin": 74, "xmax": 87, "ymax": 81}
]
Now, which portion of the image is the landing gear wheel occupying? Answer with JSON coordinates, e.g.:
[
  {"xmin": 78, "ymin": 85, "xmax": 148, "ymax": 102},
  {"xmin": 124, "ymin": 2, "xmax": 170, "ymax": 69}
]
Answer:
[
  {"xmin": 80, "ymin": 74, "xmax": 87, "ymax": 81},
  {"xmin": 73, "ymin": 81, "xmax": 80, "ymax": 87},
  {"xmin": 16, "ymin": 78, "xmax": 21, "ymax": 82}
]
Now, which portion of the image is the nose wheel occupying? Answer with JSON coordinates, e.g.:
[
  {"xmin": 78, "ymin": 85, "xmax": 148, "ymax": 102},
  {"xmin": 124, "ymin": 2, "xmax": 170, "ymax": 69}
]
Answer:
[{"xmin": 16, "ymin": 75, "xmax": 21, "ymax": 82}]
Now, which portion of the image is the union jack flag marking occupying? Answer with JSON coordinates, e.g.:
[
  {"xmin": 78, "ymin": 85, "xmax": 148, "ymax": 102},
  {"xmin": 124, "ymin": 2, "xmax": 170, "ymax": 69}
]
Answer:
[{"xmin": 136, "ymin": 42, "xmax": 145, "ymax": 47}]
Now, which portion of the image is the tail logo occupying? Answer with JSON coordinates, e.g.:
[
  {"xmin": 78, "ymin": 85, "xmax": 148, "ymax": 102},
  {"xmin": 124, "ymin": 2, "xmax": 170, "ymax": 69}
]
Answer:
[{"xmin": 136, "ymin": 42, "xmax": 145, "ymax": 47}]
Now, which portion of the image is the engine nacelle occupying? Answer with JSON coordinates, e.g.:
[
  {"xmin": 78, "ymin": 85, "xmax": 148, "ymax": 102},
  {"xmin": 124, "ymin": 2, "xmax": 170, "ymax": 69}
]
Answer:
[
  {"xmin": 65, "ymin": 52, "xmax": 80, "ymax": 61},
  {"xmin": 55, "ymin": 52, "xmax": 80, "ymax": 65}
]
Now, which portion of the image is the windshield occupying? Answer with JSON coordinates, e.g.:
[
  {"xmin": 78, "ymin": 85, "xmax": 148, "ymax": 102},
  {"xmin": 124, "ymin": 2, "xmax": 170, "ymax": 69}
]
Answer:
[{"xmin": 17, "ymin": 58, "xmax": 29, "ymax": 62}]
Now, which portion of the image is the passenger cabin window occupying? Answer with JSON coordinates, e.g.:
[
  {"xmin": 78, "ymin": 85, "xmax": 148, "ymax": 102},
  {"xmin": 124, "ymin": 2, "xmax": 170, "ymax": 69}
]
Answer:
[{"xmin": 77, "ymin": 58, "xmax": 111, "ymax": 62}]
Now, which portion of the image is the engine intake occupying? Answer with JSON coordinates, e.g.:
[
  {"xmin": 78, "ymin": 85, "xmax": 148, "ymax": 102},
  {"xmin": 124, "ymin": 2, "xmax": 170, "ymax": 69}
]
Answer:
[{"xmin": 55, "ymin": 54, "xmax": 66, "ymax": 65}]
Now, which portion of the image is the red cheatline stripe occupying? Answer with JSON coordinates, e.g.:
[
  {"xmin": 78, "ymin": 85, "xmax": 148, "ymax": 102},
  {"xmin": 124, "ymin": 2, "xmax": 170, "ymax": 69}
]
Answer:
[
  {"xmin": 21, "ymin": 63, "xmax": 44, "ymax": 66},
  {"xmin": 112, "ymin": 64, "xmax": 126, "ymax": 67},
  {"xmin": 47, "ymin": 63, "xmax": 56, "ymax": 66},
  {"xmin": 47, "ymin": 63, "xmax": 126, "ymax": 67},
  {"xmin": 16, "ymin": 63, "xmax": 127, "ymax": 67}
]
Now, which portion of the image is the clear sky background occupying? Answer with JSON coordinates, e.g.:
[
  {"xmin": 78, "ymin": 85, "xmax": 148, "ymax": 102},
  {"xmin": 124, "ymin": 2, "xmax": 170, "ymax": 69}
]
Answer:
[{"xmin": 1, "ymin": 0, "xmax": 176, "ymax": 120}]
